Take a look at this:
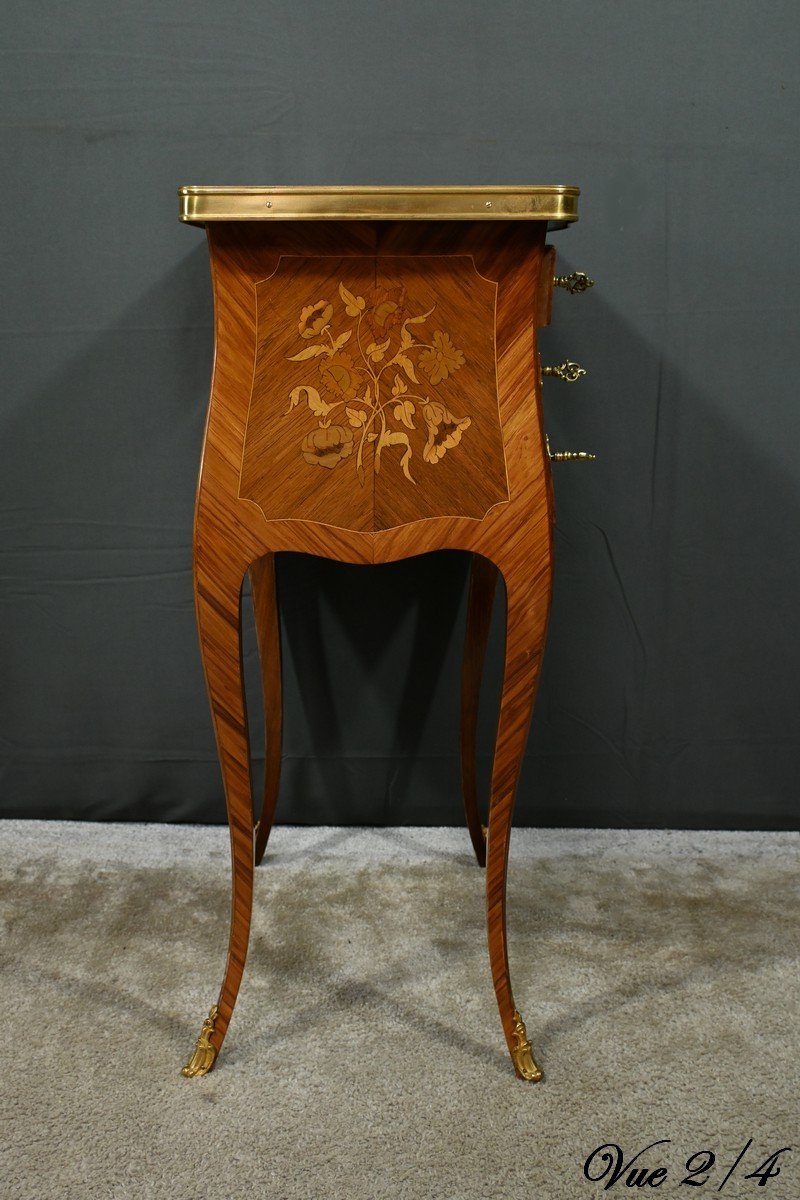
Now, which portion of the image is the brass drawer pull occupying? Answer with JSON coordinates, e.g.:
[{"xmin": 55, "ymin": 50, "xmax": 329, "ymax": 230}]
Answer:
[
  {"xmin": 546, "ymin": 435, "xmax": 596, "ymax": 462},
  {"xmin": 554, "ymin": 270, "xmax": 595, "ymax": 294},
  {"xmin": 542, "ymin": 360, "xmax": 586, "ymax": 383}
]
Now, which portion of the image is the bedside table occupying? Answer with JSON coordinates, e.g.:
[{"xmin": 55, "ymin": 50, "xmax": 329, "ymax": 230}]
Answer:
[{"xmin": 178, "ymin": 185, "xmax": 594, "ymax": 1082}]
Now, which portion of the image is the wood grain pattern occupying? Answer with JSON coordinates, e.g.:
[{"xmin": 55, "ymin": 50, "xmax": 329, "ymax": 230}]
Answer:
[
  {"xmin": 460, "ymin": 553, "xmax": 499, "ymax": 867},
  {"xmin": 187, "ymin": 218, "xmax": 557, "ymax": 1080},
  {"xmin": 537, "ymin": 244, "xmax": 557, "ymax": 329},
  {"xmin": 249, "ymin": 554, "xmax": 282, "ymax": 866}
]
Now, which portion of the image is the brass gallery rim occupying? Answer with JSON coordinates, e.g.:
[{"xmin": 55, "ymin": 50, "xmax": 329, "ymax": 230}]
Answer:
[{"xmin": 178, "ymin": 185, "xmax": 580, "ymax": 223}]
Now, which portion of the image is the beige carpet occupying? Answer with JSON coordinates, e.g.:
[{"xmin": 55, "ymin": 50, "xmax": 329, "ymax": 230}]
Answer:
[{"xmin": 1, "ymin": 822, "xmax": 798, "ymax": 1200}]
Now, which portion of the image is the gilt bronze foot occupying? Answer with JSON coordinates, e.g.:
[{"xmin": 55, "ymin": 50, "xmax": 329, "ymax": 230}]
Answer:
[
  {"xmin": 181, "ymin": 1005, "xmax": 220, "ymax": 1078},
  {"xmin": 511, "ymin": 1011, "xmax": 543, "ymax": 1082}
]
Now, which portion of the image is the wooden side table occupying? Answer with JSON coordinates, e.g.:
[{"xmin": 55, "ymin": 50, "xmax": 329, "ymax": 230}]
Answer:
[{"xmin": 177, "ymin": 186, "xmax": 594, "ymax": 1082}]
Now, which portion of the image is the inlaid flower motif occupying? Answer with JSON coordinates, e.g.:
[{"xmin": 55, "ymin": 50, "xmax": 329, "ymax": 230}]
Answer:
[
  {"xmin": 365, "ymin": 286, "xmax": 406, "ymax": 342},
  {"xmin": 318, "ymin": 352, "xmax": 359, "ymax": 400},
  {"xmin": 422, "ymin": 401, "xmax": 471, "ymax": 464},
  {"xmin": 299, "ymin": 301, "xmax": 333, "ymax": 339},
  {"xmin": 286, "ymin": 285, "xmax": 472, "ymax": 486},
  {"xmin": 418, "ymin": 331, "xmax": 465, "ymax": 385},
  {"xmin": 301, "ymin": 424, "xmax": 354, "ymax": 469}
]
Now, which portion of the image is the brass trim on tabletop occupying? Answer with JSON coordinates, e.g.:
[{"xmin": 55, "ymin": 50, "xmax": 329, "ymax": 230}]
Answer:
[{"xmin": 178, "ymin": 185, "xmax": 580, "ymax": 224}]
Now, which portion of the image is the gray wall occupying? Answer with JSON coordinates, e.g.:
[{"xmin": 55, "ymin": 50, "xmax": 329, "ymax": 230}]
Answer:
[{"xmin": 2, "ymin": 1, "xmax": 798, "ymax": 829}]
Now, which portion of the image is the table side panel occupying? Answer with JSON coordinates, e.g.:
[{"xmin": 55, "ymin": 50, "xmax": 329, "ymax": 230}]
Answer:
[{"xmin": 195, "ymin": 222, "xmax": 552, "ymax": 572}]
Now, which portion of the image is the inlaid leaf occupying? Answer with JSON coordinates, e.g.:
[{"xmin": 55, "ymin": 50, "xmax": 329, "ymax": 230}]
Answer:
[
  {"xmin": 392, "ymin": 399, "xmax": 416, "ymax": 429},
  {"xmin": 394, "ymin": 353, "xmax": 418, "ymax": 384},
  {"xmin": 366, "ymin": 337, "xmax": 392, "ymax": 363},
  {"xmin": 306, "ymin": 388, "xmax": 334, "ymax": 419},
  {"xmin": 287, "ymin": 344, "xmax": 328, "ymax": 362},
  {"xmin": 339, "ymin": 282, "xmax": 366, "ymax": 317},
  {"xmin": 330, "ymin": 329, "xmax": 353, "ymax": 352},
  {"xmin": 287, "ymin": 385, "xmax": 333, "ymax": 419},
  {"xmin": 380, "ymin": 429, "xmax": 415, "ymax": 483},
  {"xmin": 391, "ymin": 373, "xmax": 408, "ymax": 397},
  {"xmin": 346, "ymin": 406, "xmax": 366, "ymax": 427},
  {"xmin": 403, "ymin": 305, "xmax": 434, "ymax": 327}
]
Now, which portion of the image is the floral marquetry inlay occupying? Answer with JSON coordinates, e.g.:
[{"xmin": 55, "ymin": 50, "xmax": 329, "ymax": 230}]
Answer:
[
  {"xmin": 285, "ymin": 283, "xmax": 470, "ymax": 486},
  {"xmin": 239, "ymin": 254, "xmax": 509, "ymax": 534}
]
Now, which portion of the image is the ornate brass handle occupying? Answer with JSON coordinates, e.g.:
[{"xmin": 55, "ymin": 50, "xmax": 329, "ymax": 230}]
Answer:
[
  {"xmin": 554, "ymin": 271, "xmax": 595, "ymax": 294},
  {"xmin": 546, "ymin": 435, "xmax": 596, "ymax": 462},
  {"xmin": 542, "ymin": 360, "xmax": 586, "ymax": 383}
]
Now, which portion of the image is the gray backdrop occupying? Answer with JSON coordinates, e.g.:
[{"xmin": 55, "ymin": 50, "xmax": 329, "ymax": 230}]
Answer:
[{"xmin": 2, "ymin": 1, "xmax": 798, "ymax": 830}]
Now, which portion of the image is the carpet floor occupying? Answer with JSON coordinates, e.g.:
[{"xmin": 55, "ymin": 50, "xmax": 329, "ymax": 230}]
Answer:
[{"xmin": 1, "ymin": 822, "xmax": 798, "ymax": 1200}]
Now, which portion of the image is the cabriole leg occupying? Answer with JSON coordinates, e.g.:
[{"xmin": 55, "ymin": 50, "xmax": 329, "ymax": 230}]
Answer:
[
  {"xmin": 485, "ymin": 555, "xmax": 551, "ymax": 1081},
  {"xmin": 182, "ymin": 554, "xmax": 255, "ymax": 1078}
]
